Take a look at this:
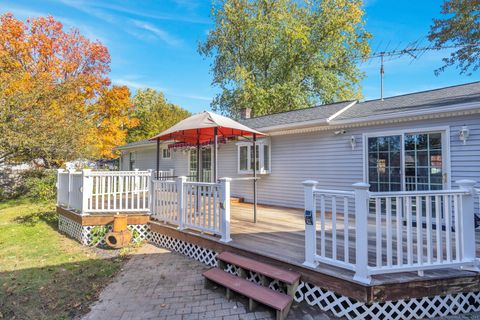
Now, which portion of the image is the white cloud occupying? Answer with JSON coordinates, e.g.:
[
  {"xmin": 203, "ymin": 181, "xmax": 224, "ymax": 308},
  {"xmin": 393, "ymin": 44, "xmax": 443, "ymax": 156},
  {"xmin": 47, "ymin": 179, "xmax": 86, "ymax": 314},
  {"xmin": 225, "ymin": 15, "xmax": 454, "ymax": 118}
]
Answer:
[{"xmin": 130, "ymin": 20, "xmax": 182, "ymax": 47}]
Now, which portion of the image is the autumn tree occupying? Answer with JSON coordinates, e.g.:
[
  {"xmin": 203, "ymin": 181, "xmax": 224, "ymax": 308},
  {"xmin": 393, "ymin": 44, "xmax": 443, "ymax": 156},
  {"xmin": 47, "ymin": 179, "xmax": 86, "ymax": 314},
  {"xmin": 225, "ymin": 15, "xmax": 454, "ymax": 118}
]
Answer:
[
  {"xmin": 128, "ymin": 88, "xmax": 191, "ymax": 142},
  {"xmin": 428, "ymin": 0, "xmax": 480, "ymax": 75},
  {"xmin": 0, "ymin": 13, "xmax": 136, "ymax": 165},
  {"xmin": 89, "ymin": 86, "xmax": 139, "ymax": 159},
  {"xmin": 199, "ymin": 0, "xmax": 371, "ymax": 117}
]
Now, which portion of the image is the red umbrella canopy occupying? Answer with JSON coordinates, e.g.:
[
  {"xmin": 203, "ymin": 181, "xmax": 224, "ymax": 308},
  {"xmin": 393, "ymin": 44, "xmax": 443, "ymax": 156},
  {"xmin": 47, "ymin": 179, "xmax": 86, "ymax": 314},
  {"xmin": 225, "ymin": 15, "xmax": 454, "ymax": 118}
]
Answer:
[{"xmin": 149, "ymin": 111, "xmax": 264, "ymax": 144}]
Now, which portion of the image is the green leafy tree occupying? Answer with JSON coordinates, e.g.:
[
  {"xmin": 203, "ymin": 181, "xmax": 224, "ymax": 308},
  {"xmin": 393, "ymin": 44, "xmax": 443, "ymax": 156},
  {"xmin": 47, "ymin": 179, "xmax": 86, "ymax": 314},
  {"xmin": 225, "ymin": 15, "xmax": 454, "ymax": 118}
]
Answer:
[
  {"xmin": 199, "ymin": 0, "xmax": 371, "ymax": 117},
  {"xmin": 128, "ymin": 88, "xmax": 191, "ymax": 142},
  {"xmin": 428, "ymin": 0, "xmax": 480, "ymax": 75}
]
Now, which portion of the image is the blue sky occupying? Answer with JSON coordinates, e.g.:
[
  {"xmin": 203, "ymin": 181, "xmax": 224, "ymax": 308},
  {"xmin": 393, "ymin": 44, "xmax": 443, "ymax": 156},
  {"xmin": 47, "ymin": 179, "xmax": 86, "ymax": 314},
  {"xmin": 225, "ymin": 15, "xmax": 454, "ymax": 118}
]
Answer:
[{"xmin": 0, "ymin": 0, "xmax": 477, "ymax": 113}]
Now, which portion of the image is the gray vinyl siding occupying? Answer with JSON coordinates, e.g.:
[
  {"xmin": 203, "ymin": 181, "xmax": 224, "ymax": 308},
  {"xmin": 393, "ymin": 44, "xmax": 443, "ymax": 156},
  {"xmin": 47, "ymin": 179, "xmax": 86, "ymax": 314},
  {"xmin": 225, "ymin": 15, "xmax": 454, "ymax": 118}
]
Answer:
[{"xmin": 121, "ymin": 114, "xmax": 480, "ymax": 212}]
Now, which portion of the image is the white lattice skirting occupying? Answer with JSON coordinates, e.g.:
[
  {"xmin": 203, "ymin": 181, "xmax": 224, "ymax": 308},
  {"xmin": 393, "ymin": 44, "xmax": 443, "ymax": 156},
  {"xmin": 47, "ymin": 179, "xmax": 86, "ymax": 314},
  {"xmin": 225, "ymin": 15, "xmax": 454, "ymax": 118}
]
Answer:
[
  {"xmin": 149, "ymin": 231, "xmax": 480, "ymax": 320},
  {"xmin": 58, "ymin": 214, "xmax": 150, "ymax": 246}
]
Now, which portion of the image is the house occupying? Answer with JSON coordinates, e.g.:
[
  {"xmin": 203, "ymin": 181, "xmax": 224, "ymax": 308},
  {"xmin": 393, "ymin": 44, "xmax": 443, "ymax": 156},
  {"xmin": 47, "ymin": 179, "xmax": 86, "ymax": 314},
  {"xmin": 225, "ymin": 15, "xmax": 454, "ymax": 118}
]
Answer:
[
  {"xmin": 115, "ymin": 81, "xmax": 480, "ymax": 210},
  {"xmin": 57, "ymin": 82, "xmax": 480, "ymax": 320}
]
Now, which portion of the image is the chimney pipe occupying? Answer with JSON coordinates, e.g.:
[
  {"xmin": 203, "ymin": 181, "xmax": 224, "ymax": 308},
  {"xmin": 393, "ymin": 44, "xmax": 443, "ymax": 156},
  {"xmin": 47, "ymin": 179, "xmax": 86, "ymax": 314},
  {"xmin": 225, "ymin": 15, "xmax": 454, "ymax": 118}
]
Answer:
[{"xmin": 240, "ymin": 107, "xmax": 251, "ymax": 119}]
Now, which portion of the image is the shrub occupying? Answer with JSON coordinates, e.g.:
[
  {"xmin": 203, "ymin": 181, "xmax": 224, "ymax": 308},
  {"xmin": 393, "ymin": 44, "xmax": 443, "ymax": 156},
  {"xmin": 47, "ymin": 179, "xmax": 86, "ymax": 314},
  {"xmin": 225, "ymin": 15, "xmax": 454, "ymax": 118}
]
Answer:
[{"xmin": 22, "ymin": 169, "xmax": 57, "ymax": 201}]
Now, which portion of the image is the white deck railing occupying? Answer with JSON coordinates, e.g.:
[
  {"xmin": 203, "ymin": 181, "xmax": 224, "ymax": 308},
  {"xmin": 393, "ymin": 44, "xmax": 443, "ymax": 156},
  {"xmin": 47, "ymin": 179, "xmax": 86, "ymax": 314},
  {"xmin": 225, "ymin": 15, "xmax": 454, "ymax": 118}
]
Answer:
[
  {"xmin": 151, "ymin": 176, "xmax": 231, "ymax": 242},
  {"xmin": 303, "ymin": 180, "xmax": 479, "ymax": 284},
  {"xmin": 56, "ymin": 169, "xmax": 172, "ymax": 214}
]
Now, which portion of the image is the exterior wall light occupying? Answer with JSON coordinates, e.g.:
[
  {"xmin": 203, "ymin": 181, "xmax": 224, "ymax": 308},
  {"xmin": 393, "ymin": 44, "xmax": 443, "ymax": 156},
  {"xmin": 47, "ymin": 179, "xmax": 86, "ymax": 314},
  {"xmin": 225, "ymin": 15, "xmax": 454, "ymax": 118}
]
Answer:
[
  {"xmin": 459, "ymin": 125, "xmax": 469, "ymax": 145},
  {"xmin": 350, "ymin": 136, "xmax": 356, "ymax": 150}
]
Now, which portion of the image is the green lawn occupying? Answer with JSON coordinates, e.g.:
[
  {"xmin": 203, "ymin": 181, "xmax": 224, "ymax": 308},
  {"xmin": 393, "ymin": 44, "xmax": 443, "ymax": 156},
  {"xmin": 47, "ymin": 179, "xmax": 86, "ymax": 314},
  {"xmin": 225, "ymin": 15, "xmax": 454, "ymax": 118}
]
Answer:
[{"xmin": 0, "ymin": 200, "xmax": 125, "ymax": 319}]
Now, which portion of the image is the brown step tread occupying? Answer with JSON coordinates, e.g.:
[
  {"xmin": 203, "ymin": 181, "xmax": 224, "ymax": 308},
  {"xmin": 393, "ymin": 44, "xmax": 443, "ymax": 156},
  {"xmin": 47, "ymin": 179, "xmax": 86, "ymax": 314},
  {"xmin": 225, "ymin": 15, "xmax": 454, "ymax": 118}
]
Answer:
[
  {"xmin": 217, "ymin": 252, "xmax": 300, "ymax": 284},
  {"xmin": 203, "ymin": 268, "xmax": 292, "ymax": 311}
]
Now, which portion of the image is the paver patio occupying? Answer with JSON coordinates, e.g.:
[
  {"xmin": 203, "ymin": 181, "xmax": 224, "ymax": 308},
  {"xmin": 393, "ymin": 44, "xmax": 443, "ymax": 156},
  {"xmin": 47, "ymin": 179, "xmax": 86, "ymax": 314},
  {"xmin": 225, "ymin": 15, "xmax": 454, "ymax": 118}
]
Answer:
[
  {"xmin": 82, "ymin": 244, "xmax": 333, "ymax": 320},
  {"xmin": 82, "ymin": 244, "xmax": 480, "ymax": 320}
]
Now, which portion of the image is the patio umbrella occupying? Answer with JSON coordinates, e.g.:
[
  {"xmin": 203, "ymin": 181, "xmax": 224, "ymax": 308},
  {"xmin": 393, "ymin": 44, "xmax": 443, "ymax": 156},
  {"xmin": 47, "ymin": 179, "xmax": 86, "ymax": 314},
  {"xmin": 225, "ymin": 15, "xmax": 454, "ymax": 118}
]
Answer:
[{"xmin": 149, "ymin": 111, "xmax": 265, "ymax": 222}]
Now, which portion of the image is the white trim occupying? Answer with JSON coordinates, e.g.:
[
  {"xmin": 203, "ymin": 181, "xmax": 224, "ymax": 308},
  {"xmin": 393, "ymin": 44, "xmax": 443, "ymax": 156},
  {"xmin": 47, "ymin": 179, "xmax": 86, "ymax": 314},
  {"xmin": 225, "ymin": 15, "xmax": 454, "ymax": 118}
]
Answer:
[
  {"xmin": 236, "ymin": 139, "xmax": 271, "ymax": 175},
  {"xmin": 362, "ymin": 125, "xmax": 451, "ymax": 191}
]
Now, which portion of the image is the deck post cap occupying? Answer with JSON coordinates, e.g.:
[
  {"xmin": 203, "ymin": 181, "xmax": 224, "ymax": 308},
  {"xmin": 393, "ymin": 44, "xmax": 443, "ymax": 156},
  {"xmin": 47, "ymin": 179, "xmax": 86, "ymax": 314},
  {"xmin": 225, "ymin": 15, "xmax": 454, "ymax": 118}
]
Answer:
[
  {"xmin": 302, "ymin": 180, "xmax": 318, "ymax": 187},
  {"xmin": 219, "ymin": 177, "xmax": 232, "ymax": 182},
  {"xmin": 352, "ymin": 182, "xmax": 370, "ymax": 190}
]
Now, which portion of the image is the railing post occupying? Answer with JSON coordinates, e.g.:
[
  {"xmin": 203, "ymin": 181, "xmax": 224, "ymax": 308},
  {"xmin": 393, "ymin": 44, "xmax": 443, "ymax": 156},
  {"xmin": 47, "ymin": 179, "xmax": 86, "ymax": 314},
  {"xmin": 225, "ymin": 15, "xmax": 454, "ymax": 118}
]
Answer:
[
  {"xmin": 147, "ymin": 169, "xmax": 154, "ymax": 214},
  {"xmin": 177, "ymin": 176, "xmax": 187, "ymax": 230},
  {"xmin": 81, "ymin": 169, "xmax": 92, "ymax": 215},
  {"xmin": 302, "ymin": 180, "xmax": 319, "ymax": 268},
  {"xmin": 67, "ymin": 169, "xmax": 74, "ymax": 209},
  {"xmin": 56, "ymin": 169, "xmax": 65, "ymax": 205},
  {"xmin": 457, "ymin": 179, "xmax": 478, "ymax": 268},
  {"xmin": 219, "ymin": 177, "xmax": 232, "ymax": 243},
  {"xmin": 170, "ymin": 168, "xmax": 175, "ymax": 178},
  {"xmin": 352, "ymin": 182, "xmax": 371, "ymax": 284},
  {"xmin": 134, "ymin": 168, "xmax": 139, "ymax": 194}
]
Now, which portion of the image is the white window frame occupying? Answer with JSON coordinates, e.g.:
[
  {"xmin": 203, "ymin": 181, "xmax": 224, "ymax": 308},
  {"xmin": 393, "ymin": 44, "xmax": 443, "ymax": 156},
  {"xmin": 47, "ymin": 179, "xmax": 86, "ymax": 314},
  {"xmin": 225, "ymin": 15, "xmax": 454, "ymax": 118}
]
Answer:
[
  {"xmin": 362, "ymin": 126, "xmax": 451, "ymax": 191},
  {"xmin": 236, "ymin": 139, "xmax": 271, "ymax": 175},
  {"xmin": 188, "ymin": 147, "xmax": 213, "ymax": 182},
  {"xmin": 162, "ymin": 147, "xmax": 171, "ymax": 159}
]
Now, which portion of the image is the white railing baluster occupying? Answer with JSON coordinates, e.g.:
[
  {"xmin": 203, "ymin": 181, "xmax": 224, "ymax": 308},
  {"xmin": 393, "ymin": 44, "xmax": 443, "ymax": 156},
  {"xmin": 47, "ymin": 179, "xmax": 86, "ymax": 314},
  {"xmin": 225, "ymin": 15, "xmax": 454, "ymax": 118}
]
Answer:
[
  {"xmin": 332, "ymin": 196, "xmax": 337, "ymax": 261},
  {"xmin": 444, "ymin": 194, "xmax": 452, "ymax": 262},
  {"xmin": 426, "ymin": 195, "xmax": 433, "ymax": 264},
  {"xmin": 344, "ymin": 197, "xmax": 349, "ymax": 264},
  {"xmin": 406, "ymin": 196, "xmax": 413, "ymax": 266},
  {"xmin": 386, "ymin": 197, "xmax": 392, "ymax": 267},
  {"xmin": 320, "ymin": 194, "xmax": 326, "ymax": 258},
  {"xmin": 375, "ymin": 197, "xmax": 382, "ymax": 267},
  {"xmin": 435, "ymin": 195, "xmax": 443, "ymax": 263},
  {"xmin": 416, "ymin": 195, "xmax": 423, "ymax": 266},
  {"xmin": 396, "ymin": 196, "xmax": 403, "ymax": 266}
]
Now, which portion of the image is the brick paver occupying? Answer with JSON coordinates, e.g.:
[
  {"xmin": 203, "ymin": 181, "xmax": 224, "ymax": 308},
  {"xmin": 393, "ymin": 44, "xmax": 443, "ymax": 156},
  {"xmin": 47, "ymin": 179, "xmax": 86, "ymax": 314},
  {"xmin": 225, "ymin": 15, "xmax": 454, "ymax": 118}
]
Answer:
[
  {"xmin": 82, "ymin": 244, "xmax": 334, "ymax": 320},
  {"xmin": 82, "ymin": 244, "xmax": 480, "ymax": 320}
]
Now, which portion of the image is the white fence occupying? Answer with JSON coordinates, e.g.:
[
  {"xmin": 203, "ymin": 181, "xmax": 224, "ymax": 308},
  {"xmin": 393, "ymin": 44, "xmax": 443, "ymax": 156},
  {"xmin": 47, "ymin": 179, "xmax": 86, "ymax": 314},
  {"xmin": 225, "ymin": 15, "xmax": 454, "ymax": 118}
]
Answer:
[
  {"xmin": 303, "ymin": 180, "xmax": 479, "ymax": 283},
  {"xmin": 151, "ymin": 176, "xmax": 231, "ymax": 242},
  {"xmin": 57, "ymin": 169, "xmax": 171, "ymax": 214}
]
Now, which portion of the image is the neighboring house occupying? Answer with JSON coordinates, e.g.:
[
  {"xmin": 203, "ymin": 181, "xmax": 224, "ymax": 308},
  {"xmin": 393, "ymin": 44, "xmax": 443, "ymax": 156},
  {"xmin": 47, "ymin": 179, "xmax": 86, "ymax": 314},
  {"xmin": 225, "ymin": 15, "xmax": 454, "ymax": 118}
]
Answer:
[{"xmin": 115, "ymin": 82, "xmax": 480, "ymax": 210}]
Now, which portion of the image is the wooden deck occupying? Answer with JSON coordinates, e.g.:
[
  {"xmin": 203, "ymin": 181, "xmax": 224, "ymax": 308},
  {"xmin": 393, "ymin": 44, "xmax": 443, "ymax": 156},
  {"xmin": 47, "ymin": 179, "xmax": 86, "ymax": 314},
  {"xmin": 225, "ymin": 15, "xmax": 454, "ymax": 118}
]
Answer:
[{"xmin": 149, "ymin": 202, "xmax": 480, "ymax": 303}]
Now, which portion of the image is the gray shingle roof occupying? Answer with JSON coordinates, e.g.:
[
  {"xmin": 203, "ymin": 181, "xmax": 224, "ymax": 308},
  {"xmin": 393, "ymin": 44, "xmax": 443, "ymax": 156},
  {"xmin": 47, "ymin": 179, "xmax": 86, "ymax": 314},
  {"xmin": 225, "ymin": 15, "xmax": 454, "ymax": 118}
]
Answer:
[
  {"xmin": 335, "ymin": 81, "xmax": 480, "ymax": 121},
  {"xmin": 239, "ymin": 101, "xmax": 354, "ymax": 129}
]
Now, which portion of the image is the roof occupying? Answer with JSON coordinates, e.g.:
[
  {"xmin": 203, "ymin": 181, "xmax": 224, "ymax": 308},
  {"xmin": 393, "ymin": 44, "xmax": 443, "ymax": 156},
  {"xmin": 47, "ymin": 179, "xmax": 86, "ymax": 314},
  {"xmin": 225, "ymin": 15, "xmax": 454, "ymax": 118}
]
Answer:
[
  {"xmin": 115, "ymin": 81, "xmax": 480, "ymax": 150},
  {"xmin": 149, "ymin": 111, "xmax": 264, "ymax": 144},
  {"xmin": 335, "ymin": 81, "xmax": 480, "ymax": 121},
  {"xmin": 114, "ymin": 139, "xmax": 155, "ymax": 150},
  {"xmin": 240, "ymin": 101, "xmax": 354, "ymax": 129}
]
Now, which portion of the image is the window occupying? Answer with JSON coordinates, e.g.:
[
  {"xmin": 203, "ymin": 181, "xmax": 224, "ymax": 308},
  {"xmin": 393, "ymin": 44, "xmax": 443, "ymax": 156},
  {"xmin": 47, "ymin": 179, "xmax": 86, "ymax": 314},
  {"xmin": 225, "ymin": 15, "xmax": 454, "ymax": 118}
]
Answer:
[
  {"xmin": 237, "ymin": 140, "xmax": 271, "ymax": 174},
  {"xmin": 129, "ymin": 152, "xmax": 136, "ymax": 171},
  {"xmin": 162, "ymin": 148, "xmax": 171, "ymax": 159},
  {"xmin": 366, "ymin": 130, "xmax": 446, "ymax": 192}
]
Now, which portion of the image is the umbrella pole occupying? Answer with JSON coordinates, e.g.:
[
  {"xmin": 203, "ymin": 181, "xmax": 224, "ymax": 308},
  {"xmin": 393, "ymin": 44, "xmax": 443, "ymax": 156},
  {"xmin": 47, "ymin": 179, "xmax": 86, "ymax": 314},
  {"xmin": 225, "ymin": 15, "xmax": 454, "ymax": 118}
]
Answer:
[
  {"xmin": 214, "ymin": 128, "xmax": 218, "ymax": 182},
  {"xmin": 253, "ymin": 133, "xmax": 257, "ymax": 223},
  {"xmin": 156, "ymin": 138, "xmax": 160, "ymax": 179}
]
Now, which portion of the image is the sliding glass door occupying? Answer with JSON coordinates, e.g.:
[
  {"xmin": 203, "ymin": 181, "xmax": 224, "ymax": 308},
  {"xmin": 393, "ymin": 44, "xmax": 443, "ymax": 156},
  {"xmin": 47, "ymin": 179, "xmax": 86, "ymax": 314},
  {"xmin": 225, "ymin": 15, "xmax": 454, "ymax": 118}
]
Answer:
[{"xmin": 367, "ymin": 131, "xmax": 447, "ymax": 192}]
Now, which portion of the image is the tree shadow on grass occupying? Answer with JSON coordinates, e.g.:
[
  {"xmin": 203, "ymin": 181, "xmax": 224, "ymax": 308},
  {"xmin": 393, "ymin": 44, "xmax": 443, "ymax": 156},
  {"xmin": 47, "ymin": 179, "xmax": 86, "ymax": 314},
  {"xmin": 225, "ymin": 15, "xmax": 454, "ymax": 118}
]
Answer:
[
  {"xmin": 13, "ymin": 209, "xmax": 58, "ymax": 230},
  {"xmin": 0, "ymin": 256, "xmax": 125, "ymax": 320}
]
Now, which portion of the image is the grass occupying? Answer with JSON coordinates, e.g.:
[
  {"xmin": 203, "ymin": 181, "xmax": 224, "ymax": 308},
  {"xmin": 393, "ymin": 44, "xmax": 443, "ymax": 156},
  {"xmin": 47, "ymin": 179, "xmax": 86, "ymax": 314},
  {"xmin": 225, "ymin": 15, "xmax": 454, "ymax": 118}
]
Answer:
[{"xmin": 0, "ymin": 199, "xmax": 126, "ymax": 319}]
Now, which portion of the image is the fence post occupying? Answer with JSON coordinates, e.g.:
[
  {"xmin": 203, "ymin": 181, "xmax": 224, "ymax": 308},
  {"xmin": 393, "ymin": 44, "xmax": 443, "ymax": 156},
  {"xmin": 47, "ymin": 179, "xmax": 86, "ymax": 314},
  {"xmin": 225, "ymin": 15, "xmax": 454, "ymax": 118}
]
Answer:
[
  {"xmin": 177, "ymin": 176, "xmax": 187, "ymax": 230},
  {"xmin": 219, "ymin": 177, "xmax": 232, "ymax": 243},
  {"xmin": 81, "ymin": 169, "xmax": 92, "ymax": 215},
  {"xmin": 302, "ymin": 180, "xmax": 319, "ymax": 268},
  {"xmin": 56, "ymin": 169, "xmax": 65, "ymax": 206},
  {"xmin": 352, "ymin": 182, "xmax": 371, "ymax": 284},
  {"xmin": 457, "ymin": 180, "xmax": 478, "ymax": 268},
  {"xmin": 148, "ymin": 169, "xmax": 154, "ymax": 214}
]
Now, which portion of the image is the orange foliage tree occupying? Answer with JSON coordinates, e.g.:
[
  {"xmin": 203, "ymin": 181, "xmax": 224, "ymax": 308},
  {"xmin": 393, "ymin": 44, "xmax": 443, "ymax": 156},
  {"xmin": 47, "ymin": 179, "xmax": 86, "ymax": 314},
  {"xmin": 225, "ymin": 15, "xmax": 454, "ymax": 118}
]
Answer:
[{"xmin": 0, "ymin": 13, "xmax": 137, "ymax": 166}]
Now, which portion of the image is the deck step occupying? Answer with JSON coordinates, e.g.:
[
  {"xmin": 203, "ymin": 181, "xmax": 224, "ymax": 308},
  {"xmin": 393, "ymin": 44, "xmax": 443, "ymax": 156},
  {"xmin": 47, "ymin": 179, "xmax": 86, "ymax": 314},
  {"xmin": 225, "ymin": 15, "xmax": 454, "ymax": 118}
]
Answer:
[
  {"xmin": 217, "ymin": 251, "xmax": 300, "ymax": 285},
  {"xmin": 203, "ymin": 268, "xmax": 292, "ymax": 319}
]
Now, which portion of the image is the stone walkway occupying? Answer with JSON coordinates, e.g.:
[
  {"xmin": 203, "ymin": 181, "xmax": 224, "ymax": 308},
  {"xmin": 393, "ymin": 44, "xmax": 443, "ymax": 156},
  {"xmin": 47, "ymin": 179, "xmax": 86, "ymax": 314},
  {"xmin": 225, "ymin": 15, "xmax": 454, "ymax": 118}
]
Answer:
[
  {"xmin": 83, "ymin": 244, "xmax": 480, "ymax": 320},
  {"xmin": 82, "ymin": 244, "xmax": 332, "ymax": 320}
]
